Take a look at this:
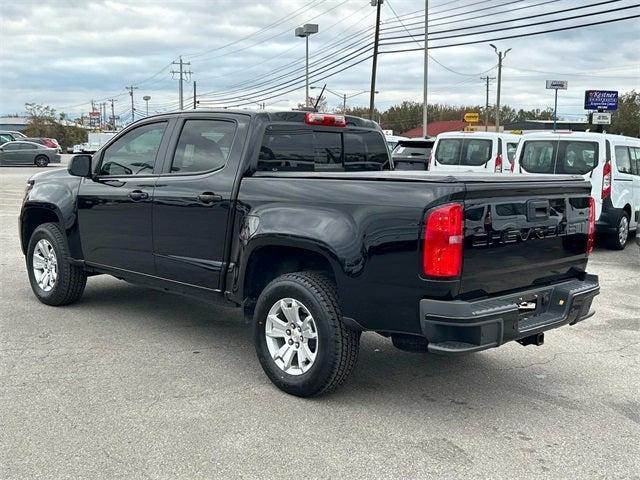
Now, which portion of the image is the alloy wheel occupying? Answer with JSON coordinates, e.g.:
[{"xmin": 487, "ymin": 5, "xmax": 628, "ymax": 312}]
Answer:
[
  {"xmin": 32, "ymin": 239, "xmax": 58, "ymax": 292},
  {"xmin": 264, "ymin": 298, "xmax": 318, "ymax": 375}
]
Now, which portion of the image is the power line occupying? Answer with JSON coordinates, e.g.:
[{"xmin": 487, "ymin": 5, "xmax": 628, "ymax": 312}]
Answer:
[
  {"xmin": 379, "ymin": 14, "xmax": 640, "ymax": 53},
  {"xmin": 379, "ymin": 3, "xmax": 639, "ymax": 45}
]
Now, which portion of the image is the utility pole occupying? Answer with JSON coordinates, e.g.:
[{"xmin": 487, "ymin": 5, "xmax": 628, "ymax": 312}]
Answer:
[
  {"xmin": 100, "ymin": 102, "xmax": 107, "ymax": 130},
  {"xmin": 125, "ymin": 85, "xmax": 138, "ymax": 123},
  {"xmin": 490, "ymin": 44, "xmax": 511, "ymax": 132},
  {"xmin": 171, "ymin": 56, "xmax": 192, "ymax": 110},
  {"xmin": 193, "ymin": 81, "xmax": 197, "ymax": 109},
  {"xmin": 480, "ymin": 76, "xmax": 495, "ymax": 132},
  {"xmin": 107, "ymin": 99, "xmax": 117, "ymax": 130},
  {"xmin": 422, "ymin": 0, "xmax": 428, "ymax": 138},
  {"xmin": 369, "ymin": 0, "xmax": 383, "ymax": 120}
]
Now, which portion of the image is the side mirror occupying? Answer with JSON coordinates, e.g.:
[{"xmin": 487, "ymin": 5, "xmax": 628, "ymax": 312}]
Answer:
[{"xmin": 68, "ymin": 154, "xmax": 93, "ymax": 178}]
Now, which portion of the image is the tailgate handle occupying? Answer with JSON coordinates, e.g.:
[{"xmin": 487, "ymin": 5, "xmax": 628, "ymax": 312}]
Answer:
[{"xmin": 527, "ymin": 200, "xmax": 549, "ymax": 221}]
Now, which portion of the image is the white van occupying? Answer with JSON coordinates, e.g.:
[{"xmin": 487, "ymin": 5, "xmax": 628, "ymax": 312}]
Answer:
[
  {"xmin": 430, "ymin": 131, "xmax": 521, "ymax": 174},
  {"xmin": 512, "ymin": 132, "xmax": 640, "ymax": 249}
]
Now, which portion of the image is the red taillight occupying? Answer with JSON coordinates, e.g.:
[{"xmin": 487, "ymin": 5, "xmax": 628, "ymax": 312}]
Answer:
[
  {"xmin": 305, "ymin": 112, "xmax": 346, "ymax": 127},
  {"xmin": 422, "ymin": 203, "xmax": 464, "ymax": 278},
  {"xmin": 494, "ymin": 154, "xmax": 503, "ymax": 173},
  {"xmin": 587, "ymin": 196, "xmax": 596, "ymax": 255},
  {"xmin": 601, "ymin": 161, "xmax": 611, "ymax": 199}
]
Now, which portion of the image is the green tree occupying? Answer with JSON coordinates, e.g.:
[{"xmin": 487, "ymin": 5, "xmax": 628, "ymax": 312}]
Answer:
[
  {"xmin": 609, "ymin": 90, "xmax": 639, "ymax": 137},
  {"xmin": 24, "ymin": 103, "xmax": 87, "ymax": 149}
]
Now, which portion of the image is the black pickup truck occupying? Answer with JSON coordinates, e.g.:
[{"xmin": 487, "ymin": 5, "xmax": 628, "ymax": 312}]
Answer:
[{"xmin": 20, "ymin": 110, "xmax": 599, "ymax": 396}]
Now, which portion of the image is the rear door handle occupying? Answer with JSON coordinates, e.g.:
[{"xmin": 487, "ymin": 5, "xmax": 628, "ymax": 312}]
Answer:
[
  {"xmin": 198, "ymin": 192, "xmax": 222, "ymax": 204},
  {"xmin": 128, "ymin": 190, "xmax": 149, "ymax": 201}
]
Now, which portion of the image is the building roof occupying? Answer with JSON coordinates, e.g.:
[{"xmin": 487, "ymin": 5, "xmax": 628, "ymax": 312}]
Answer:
[
  {"xmin": 0, "ymin": 116, "xmax": 29, "ymax": 126},
  {"xmin": 401, "ymin": 120, "xmax": 467, "ymax": 138}
]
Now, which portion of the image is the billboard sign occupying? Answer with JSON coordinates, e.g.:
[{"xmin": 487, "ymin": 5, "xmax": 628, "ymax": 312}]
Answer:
[
  {"xmin": 546, "ymin": 80, "xmax": 568, "ymax": 90},
  {"xmin": 584, "ymin": 90, "xmax": 618, "ymax": 110}
]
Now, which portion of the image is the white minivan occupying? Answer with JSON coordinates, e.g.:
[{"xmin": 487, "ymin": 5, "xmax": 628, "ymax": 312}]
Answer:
[
  {"xmin": 429, "ymin": 131, "xmax": 521, "ymax": 174},
  {"xmin": 512, "ymin": 132, "xmax": 640, "ymax": 249}
]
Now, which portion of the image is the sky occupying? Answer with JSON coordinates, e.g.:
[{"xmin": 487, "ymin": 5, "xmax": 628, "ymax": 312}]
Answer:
[{"xmin": 0, "ymin": 0, "xmax": 638, "ymax": 123}]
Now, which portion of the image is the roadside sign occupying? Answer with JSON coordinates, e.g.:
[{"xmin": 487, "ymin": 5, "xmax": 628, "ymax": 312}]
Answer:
[
  {"xmin": 592, "ymin": 112, "xmax": 611, "ymax": 125},
  {"xmin": 584, "ymin": 90, "xmax": 618, "ymax": 110},
  {"xmin": 464, "ymin": 112, "xmax": 479, "ymax": 123},
  {"xmin": 546, "ymin": 80, "xmax": 568, "ymax": 90}
]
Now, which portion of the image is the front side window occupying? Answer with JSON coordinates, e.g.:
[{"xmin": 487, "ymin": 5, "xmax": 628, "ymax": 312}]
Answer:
[
  {"xmin": 520, "ymin": 141, "xmax": 556, "ymax": 173},
  {"xmin": 2, "ymin": 142, "xmax": 20, "ymax": 151},
  {"xmin": 0, "ymin": 134, "xmax": 13, "ymax": 144},
  {"xmin": 99, "ymin": 122, "xmax": 166, "ymax": 176},
  {"xmin": 171, "ymin": 119, "xmax": 236, "ymax": 174},
  {"xmin": 615, "ymin": 146, "xmax": 632, "ymax": 174}
]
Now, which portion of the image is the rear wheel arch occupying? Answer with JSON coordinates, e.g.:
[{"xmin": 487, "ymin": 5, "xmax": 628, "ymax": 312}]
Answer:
[{"xmin": 242, "ymin": 244, "xmax": 338, "ymax": 312}]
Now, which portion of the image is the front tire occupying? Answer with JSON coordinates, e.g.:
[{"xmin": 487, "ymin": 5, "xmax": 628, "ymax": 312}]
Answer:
[
  {"xmin": 606, "ymin": 211, "xmax": 629, "ymax": 250},
  {"xmin": 253, "ymin": 272, "xmax": 360, "ymax": 397},
  {"xmin": 34, "ymin": 155, "xmax": 49, "ymax": 167},
  {"xmin": 27, "ymin": 223, "xmax": 87, "ymax": 305}
]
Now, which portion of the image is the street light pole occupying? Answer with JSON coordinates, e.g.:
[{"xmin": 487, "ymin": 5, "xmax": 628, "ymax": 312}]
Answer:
[
  {"xmin": 422, "ymin": 0, "xmax": 428, "ymax": 138},
  {"xmin": 369, "ymin": 0, "xmax": 383, "ymax": 120},
  {"xmin": 143, "ymin": 95, "xmax": 151, "ymax": 117},
  {"xmin": 295, "ymin": 24, "xmax": 319, "ymax": 107},
  {"xmin": 490, "ymin": 44, "xmax": 511, "ymax": 132}
]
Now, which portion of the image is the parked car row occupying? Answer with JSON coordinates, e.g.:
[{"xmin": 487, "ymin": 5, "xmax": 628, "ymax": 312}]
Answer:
[
  {"xmin": 0, "ymin": 130, "xmax": 62, "ymax": 167},
  {"xmin": 389, "ymin": 130, "xmax": 640, "ymax": 250}
]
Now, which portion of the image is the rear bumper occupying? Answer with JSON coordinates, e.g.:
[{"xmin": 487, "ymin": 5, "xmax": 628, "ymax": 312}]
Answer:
[
  {"xmin": 596, "ymin": 198, "xmax": 620, "ymax": 233},
  {"xmin": 419, "ymin": 274, "xmax": 599, "ymax": 354}
]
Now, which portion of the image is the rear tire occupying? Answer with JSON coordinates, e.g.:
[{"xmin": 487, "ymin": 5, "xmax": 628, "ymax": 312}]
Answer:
[
  {"xmin": 34, "ymin": 155, "xmax": 49, "ymax": 167},
  {"xmin": 27, "ymin": 223, "xmax": 87, "ymax": 306},
  {"xmin": 253, "ymin": 272, "xmax": 360, "ymax": 397},
  {"xmin": 606, "ymin": 211, "xmax": 629, "ymax": 250}
]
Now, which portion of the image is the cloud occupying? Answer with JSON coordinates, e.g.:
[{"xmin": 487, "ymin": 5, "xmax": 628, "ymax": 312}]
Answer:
[{"xmin": 0, "ymin": 0, "xmax": 638, "ymax": 120}]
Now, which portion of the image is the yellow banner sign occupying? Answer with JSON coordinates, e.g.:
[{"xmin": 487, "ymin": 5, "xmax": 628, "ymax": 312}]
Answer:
[{"xmin": 464, "ymin": 112, "xmax": 480, "ymax": 123}]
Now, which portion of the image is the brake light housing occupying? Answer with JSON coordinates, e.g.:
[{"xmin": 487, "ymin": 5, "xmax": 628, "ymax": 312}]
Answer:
[
  {"xmin": 422, "ymin": 203, "xmax": 464, "ymax": 278},
  {"xmin": 494, "ymin": 154, "xmax": 503, "ymax": 173},
  {"xmin": 587, "ymin": 196, "xmax": 596, "ymax": 255},
  {"xmin": 305, "ymin": 112, "xmax": 346, "ymax": 127},
  {"xmin": 601, "ymin": 161, "xmax": 611, "ymax": 199}
]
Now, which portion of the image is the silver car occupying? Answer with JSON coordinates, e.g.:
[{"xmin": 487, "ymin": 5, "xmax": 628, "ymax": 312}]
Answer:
[{"xmin": 0, "ymin": 141, "xmax": 61, "ymax": 167}]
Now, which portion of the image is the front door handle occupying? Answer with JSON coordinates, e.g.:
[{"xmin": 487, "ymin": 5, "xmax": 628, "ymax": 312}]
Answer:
[
  {"xmin": 198, "ymin": 192, "xmax": 222, "ymax": 204},
  {"xmin": 129, "ymin": 190, "xmax": 149, "ymax": 201}
]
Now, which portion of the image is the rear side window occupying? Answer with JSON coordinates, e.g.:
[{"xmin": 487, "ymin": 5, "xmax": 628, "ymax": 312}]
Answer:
[
  {"xmin": 615, "ymin": 146, "xmax": 632, "ymax": 174},
  {"xmin": 258, "ymin": 128, "xmax": 389, "ymax": 172},
  {"xmin": 171, "ymin": 119, "xmax": 236, "ymax": 174},
  {"xmin": 520, "ymin": 140, "xmax": 597, "ymax": 175},
  {"xmin": 434, "ymin": 138, "xmax": 492, "ymax": 166}
]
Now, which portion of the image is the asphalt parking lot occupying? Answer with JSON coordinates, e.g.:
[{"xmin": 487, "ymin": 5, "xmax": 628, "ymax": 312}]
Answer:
[{"xmin": 1, "ymin": 160, "xmax": 639, "ymax": 479}]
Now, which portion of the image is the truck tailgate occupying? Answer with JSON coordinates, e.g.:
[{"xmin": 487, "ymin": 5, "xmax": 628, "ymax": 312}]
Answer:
[{"xmin": 460, "ymin": 178, "xmax": 592, "ymax": 297}]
